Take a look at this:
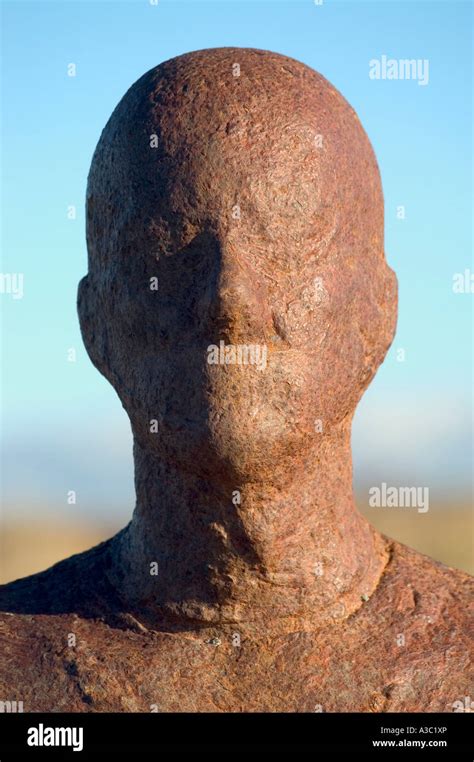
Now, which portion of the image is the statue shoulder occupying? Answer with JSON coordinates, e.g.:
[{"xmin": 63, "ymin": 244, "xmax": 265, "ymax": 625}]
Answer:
[{"xmin": 0, "ymin": 535, "xmax": 121, "ymax": 617}]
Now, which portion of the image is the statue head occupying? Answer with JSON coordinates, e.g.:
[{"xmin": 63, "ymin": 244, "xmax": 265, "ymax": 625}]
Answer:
[{"xmin": 78, "ymin": 47, "xmax": 397, "ymax": 488}]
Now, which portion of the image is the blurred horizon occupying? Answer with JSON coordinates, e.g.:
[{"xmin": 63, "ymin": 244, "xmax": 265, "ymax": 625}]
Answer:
[{"xmin": 2, "ymin": 498, "xmax": 473, "ymax": 584}]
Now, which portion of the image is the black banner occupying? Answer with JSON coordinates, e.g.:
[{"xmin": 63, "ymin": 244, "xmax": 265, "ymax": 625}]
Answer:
[{"xmin": 0, "ymin": 712, "xmax": 472, "ymax": 757}]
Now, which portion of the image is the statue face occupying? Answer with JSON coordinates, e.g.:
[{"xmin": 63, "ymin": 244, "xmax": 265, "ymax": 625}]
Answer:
[{"xmin": 79, "ymin": 48, "xmax": 397, "ymax": 485}]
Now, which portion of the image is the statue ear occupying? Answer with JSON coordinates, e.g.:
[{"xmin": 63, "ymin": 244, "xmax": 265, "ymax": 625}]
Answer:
[
  {"xmin": 366, "ymin": 263, "xmax": 398, "ymax": 373},
  {"xmin": 354, "ymin": 261, "xmax": 398, "ymax": 396},
  {"xmin": 77, "ymin": 274, "xmax": 107, "ymax": 373},
  {"xmin": 380, "ymin": 265, "xmax": 398, "ymax": 353}
]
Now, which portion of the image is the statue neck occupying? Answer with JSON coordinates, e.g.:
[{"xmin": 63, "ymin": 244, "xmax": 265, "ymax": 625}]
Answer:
[{"xmin": 109, "ymin": 426, "xmax": 388, "ymax": 635}]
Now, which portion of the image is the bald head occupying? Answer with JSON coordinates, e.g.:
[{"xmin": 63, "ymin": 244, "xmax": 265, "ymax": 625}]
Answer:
[
  {"xmin": 79, "ymin": 47, "xmax": 397, "ymax": 484},
  {"xmin": 87, "ymin": 47, "xmax": 385, "ymax": 269}
]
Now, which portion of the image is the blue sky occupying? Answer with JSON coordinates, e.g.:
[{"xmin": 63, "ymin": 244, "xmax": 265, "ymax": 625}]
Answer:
[{"xmin": 1, "ymin": 0, "xmax": 472, "ymax": 518}]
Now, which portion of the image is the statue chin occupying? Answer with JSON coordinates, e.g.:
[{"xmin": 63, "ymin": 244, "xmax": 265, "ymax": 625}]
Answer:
[
  {"xmin": 132, "ymin": 400, "xmax": 312, "ymax": 485},
  {"xmin": 123, "ymin": 349, "xmax": 318, "ymax": 481}
]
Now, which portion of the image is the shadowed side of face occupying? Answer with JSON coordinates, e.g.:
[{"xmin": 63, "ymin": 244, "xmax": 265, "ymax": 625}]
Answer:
[{"xmin": 78, "ymin": 47, "xmax": 397, "ymax": 484}]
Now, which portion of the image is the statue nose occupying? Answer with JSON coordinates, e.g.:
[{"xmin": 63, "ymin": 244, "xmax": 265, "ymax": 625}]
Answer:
[{"xmin": 208, "ymin": 249, "xmax": 273, "ymax": 342}]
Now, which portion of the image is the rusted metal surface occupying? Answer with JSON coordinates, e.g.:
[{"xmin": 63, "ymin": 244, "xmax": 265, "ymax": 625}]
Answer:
[{"xmin": 0, "ymin": 48, "xmax": 471, "ymax": 712}]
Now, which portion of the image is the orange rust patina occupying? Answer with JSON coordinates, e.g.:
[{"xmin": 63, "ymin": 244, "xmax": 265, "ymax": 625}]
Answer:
[{"xmin": 0, "ymin": 48, "xmax": 472, "ymax": 712}]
